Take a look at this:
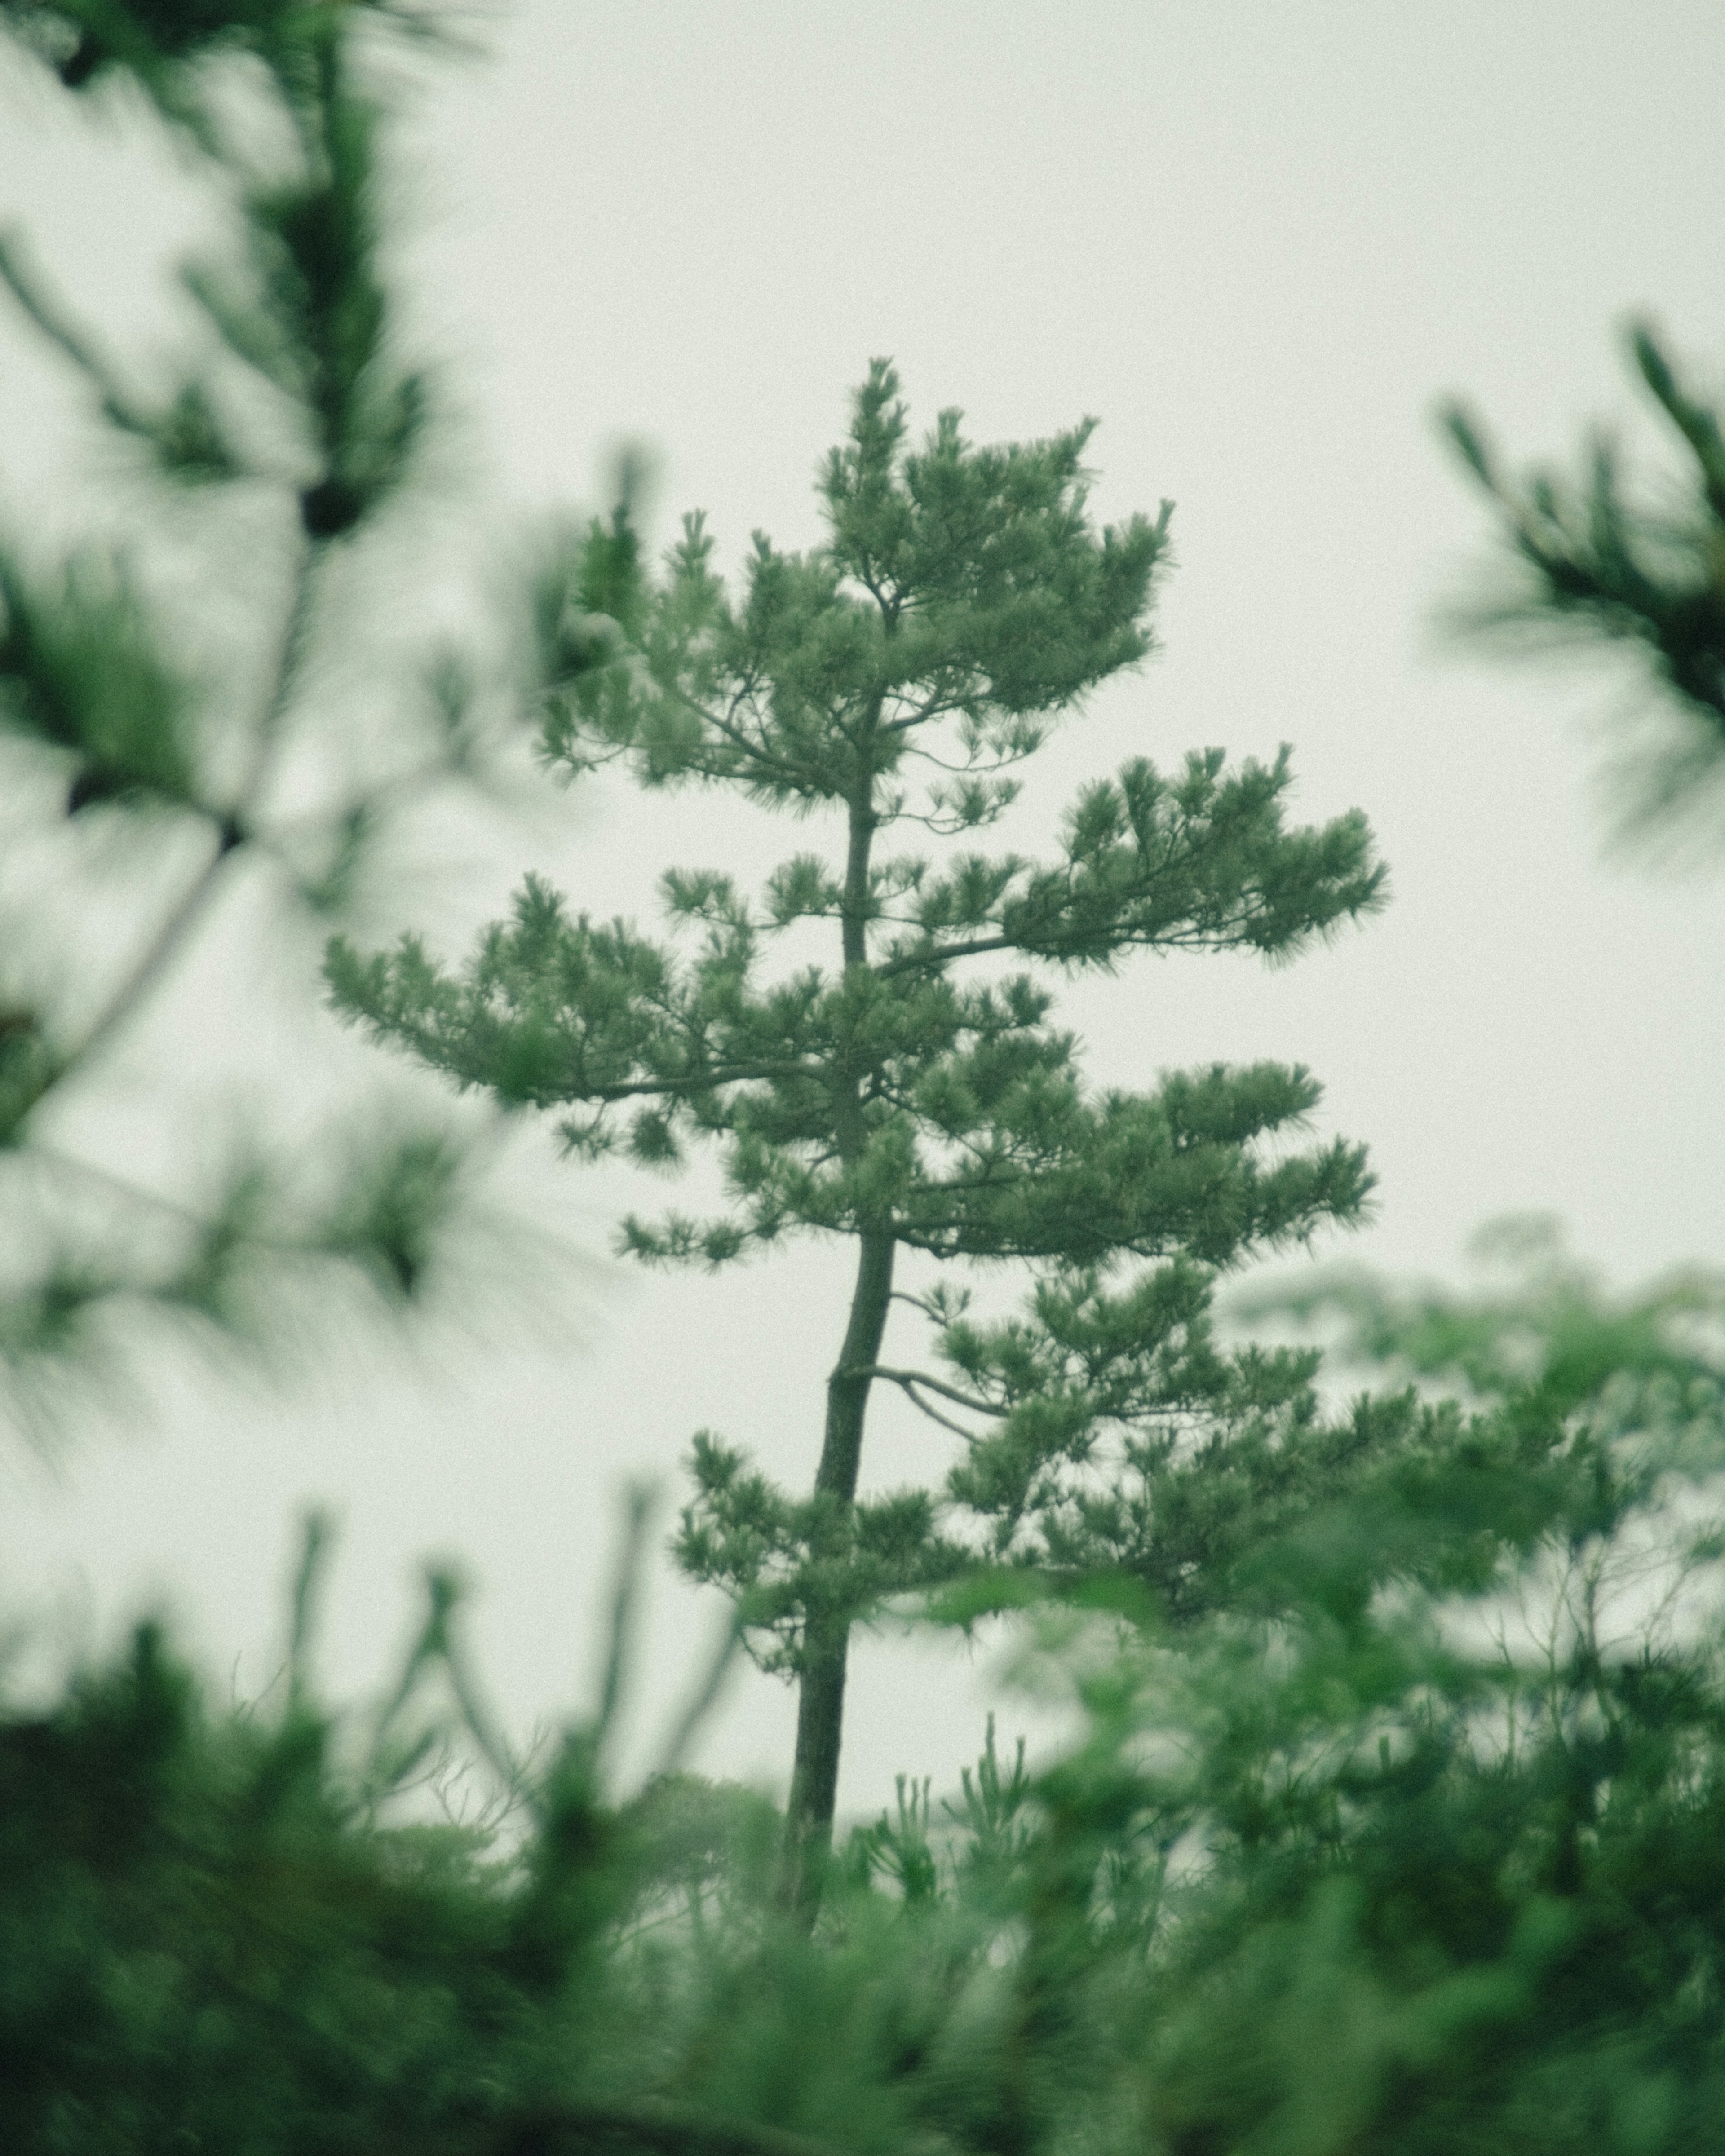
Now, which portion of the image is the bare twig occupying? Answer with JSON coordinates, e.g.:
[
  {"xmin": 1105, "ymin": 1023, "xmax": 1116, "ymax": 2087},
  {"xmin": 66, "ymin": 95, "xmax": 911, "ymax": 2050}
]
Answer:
[
  {"xmin": 50, "ymin": 532, "xmax": 320, "ymax": 1100},
  {"xmin": 851, "ymin": 1361, "xmax": 1005, "ymax": 1438}
]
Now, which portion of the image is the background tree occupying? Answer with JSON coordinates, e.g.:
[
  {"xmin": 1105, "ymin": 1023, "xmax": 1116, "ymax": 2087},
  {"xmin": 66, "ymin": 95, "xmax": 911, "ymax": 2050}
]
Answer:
[
  {"xmin": 947, "ymin": 1221, "xmax": 1725, "ymax": 2156},
  {"xmin": 0, "ymin": 0, "xmax": 534, "ymax": 1440},
  {"xmin": 329, "ymin": 364, "xmax": 1388, "ymax": 1913}
]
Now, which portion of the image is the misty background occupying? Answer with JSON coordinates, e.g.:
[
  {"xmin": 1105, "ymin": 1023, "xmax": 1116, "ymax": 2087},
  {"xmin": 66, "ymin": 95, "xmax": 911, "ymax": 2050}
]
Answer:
[{"xmin": 1, "ymin": 0, "xmax": 1721, "ymax": 1819}]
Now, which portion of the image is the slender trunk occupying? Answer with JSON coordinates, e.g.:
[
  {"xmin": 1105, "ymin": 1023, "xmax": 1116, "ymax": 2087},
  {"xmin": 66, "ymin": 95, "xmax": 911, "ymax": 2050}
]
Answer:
[
  {"xmin": 779, "ymin": 1228, "xmax": 897, "ymax": 1919},
  {"xmin": 778, "ymin": 760, "xmax": 891, "ymax": 1921}
]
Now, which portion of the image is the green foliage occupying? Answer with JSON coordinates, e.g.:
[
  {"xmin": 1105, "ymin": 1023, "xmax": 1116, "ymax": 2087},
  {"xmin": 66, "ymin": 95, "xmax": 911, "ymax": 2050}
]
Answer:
[
  {"xmin": 0, "ymin": 1515, "xmax": 810, "ymax": 2156},
  {"xmin": 0, "ymin": 0, "xmax": 542, "ymax": 1433},
  {"xmin": 1, "ymin": 0, "xmax": 467, "ymax": 115},
  {"xmin": 532, "ymin": 360, "xmax": 1171, "ymax": 802},
  {"xmin": 0, "ymin": 548, "xmax": 199, "ymax": 824},
  {"xmin": 1441, "ymin": 320, "xmax": 1725, "ymax": 849},
  {"xmin": 939, "ymin": 1262, "xmax": 1429, "ymax": 1620},
  {"xmin": 9, "ymin": 1257, "xmax": 1725, "ymax": 2156},
  {"xmin": 1098, "ymin": 1231, "xmax": 1725, "ymax": 2156},
  {"xmin": 13, "ymin": 10, "xmax": 1719, "ymax": 2144},
  {"xmin": 0, "ymin": 1621, "xmax": 522, "ymax": 2153},
  {"xmin": 866, "ymin": 1234, "xmax": 1725, "ymax": 2156},
  {"xmin": 678, "ymin": 1427, "xmax": 967, "ymax": 1677}
]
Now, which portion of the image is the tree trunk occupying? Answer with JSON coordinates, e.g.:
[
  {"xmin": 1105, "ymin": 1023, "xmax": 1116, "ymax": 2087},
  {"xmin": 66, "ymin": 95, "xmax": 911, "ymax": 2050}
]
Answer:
[{"xmin": 778, "ymin": 1226, "xmax": 896, "ymax": 1920}]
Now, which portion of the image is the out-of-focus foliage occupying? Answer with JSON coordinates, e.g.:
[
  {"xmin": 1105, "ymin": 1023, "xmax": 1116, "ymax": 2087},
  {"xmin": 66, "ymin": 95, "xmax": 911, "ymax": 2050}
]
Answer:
[
  {"xmin": 9, "ymin": 1236, "xmax": 1725, "ymax": 2154},
  {"xmin": 0, "ymin": 0, "xmax": 544, "ymax": 1438},
  {"xmin": 1125, "ymin": 1231, "xmax": 1725, "ymax": 2154},
  {"xmin": 914, "ymin": 1226, "xmax": 1725, "ymax": 2156},
  {"xmin": 1442, "ymin": 321, "xmax": 1725, "ymax": 853},
  {"xmin": 0, "ymin": 1511, "xmax": 830, "ymax": 2156}
]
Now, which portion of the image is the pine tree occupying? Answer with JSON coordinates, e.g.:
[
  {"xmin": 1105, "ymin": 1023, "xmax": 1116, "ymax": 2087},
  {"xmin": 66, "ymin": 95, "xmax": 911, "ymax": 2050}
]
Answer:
[{"xmin": 328, "ymin": 362, "xmax": 1389, "ymax": 1914}]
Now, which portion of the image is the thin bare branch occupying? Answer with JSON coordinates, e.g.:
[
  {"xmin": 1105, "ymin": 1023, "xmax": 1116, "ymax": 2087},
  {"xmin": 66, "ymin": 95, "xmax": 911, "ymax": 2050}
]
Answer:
[
  {"xmin": 47, "ymin": 533, "xmax": 321, "ymax": 1105},
  {"xmin": 849, "ymin": 1361, "xmax": 1005, "ymax": 1438},
  {"xmin": 851, "ymin": 1361, "xmax": 1005, "ymax": 1417}
]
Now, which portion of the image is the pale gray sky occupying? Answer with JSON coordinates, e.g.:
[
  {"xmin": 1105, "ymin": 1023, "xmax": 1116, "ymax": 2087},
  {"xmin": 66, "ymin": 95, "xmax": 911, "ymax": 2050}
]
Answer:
[{"xmin": 2, "ymin": 1, "xmax": 1723, "ymax": 1816}]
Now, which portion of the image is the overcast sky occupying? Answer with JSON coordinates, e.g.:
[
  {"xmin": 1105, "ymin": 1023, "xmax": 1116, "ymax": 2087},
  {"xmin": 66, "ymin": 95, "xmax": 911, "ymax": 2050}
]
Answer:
[{"xmin": 3, "ymin": 1, "xmax": 1724, "ymax": 1819}]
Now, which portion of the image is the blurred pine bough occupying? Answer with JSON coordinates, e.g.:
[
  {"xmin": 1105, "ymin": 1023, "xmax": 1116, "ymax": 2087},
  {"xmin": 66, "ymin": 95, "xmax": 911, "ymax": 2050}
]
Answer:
[
  {"xmin": 1441, "ymin": 316, "xmax": 1725, "ymax": 857},
  {"xmin": 0, "ymin": 0, "xmax": 556, "ymax": 1440},
  {"xmin": 3, "ymin": 1225, "xmax": 1724, "ymax": 2156}
]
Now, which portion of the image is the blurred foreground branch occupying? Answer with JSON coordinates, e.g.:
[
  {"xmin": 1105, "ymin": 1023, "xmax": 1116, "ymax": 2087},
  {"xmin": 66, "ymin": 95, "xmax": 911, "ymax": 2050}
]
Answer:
[
  {"xmin": 1442, "ymin": 318, "xmax": 1725, "ymax": 853},
  {"xmin": 0, "ymin": 0, "xmax": 570, "ymax": 1436}
]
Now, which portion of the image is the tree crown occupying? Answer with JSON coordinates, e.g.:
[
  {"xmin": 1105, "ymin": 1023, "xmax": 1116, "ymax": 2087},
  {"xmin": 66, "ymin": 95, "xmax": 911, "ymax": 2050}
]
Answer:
[
  {"xmin": 330, "ymin": 365, "xmax": 1385, "ymax": 1270},
  {"xmin": 328, "ymin": 368, "xmax": 1389, "ymax": 1681}
]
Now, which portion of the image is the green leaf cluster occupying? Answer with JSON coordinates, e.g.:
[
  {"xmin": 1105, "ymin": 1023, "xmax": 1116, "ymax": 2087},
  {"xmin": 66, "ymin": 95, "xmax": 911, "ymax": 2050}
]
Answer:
[
  {"xmin": 0, "ymin": 1517, "xmax": 763, "ymax": 2156},
  {"xmin": 0, "ymin": 549, "xmax": 198, "ymax": 822},
  {"xmin": 531, "ymin": 361, "xmax": 1171, "ymax": 808}
]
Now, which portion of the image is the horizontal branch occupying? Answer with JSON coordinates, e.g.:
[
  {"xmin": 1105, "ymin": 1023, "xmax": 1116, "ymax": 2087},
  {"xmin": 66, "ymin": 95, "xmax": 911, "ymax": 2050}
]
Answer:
[
  {"xmin": 576, "ymin": 1056, "xmax": 826, "ymax": 1105},
  {"xmin": 849, "ymin": 1361, "xmax": 1006, "ymax": 1436},
  {"xmin": 876, "ymin": 913, "xmax": 1299, "ymax": 981},
  {"xmin": 876, "ymin": 932, "xmax": 1011, "ymax": 979}
]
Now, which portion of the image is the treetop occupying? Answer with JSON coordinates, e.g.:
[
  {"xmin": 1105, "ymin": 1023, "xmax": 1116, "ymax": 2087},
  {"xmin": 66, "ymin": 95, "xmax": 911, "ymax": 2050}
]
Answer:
[
  {"xmin": 329, "ymin": 365, "xmax": 1386, "ymax": 1287},
  {"xmin": 536, "ymin": 360, "xmax": 1174, "ymax": 819}
]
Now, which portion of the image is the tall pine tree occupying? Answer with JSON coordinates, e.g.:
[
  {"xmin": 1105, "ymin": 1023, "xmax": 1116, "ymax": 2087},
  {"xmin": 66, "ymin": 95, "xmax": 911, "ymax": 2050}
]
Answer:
[{"xmin": 329, "ymin": 365, "xmax": 1388, "ymax": 1913}]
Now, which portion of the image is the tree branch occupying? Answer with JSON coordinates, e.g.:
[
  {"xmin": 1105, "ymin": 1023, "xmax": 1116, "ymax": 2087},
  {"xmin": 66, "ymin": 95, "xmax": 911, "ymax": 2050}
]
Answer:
[
  {"xmin": 0, "ymin": 226, "xmax": 156, "ymax": 435},
  {"xmin": 647, "ymin": 667, "xmax": 817, "ymax": 791},
  {"xmin": 44, "ymin": 531, "xmax": 321, "ymax": 1107},
  {"xmin": 566, "ymin": 1056, "xmax": 826, "ymax": 1107},
  {"xmin": 851, "ymin": 1361, "xmax": 1007, "ymax": 1432},
  {"xmin": 876, "ymin": 933, "xmax": 1014, "ymax": 980}
]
